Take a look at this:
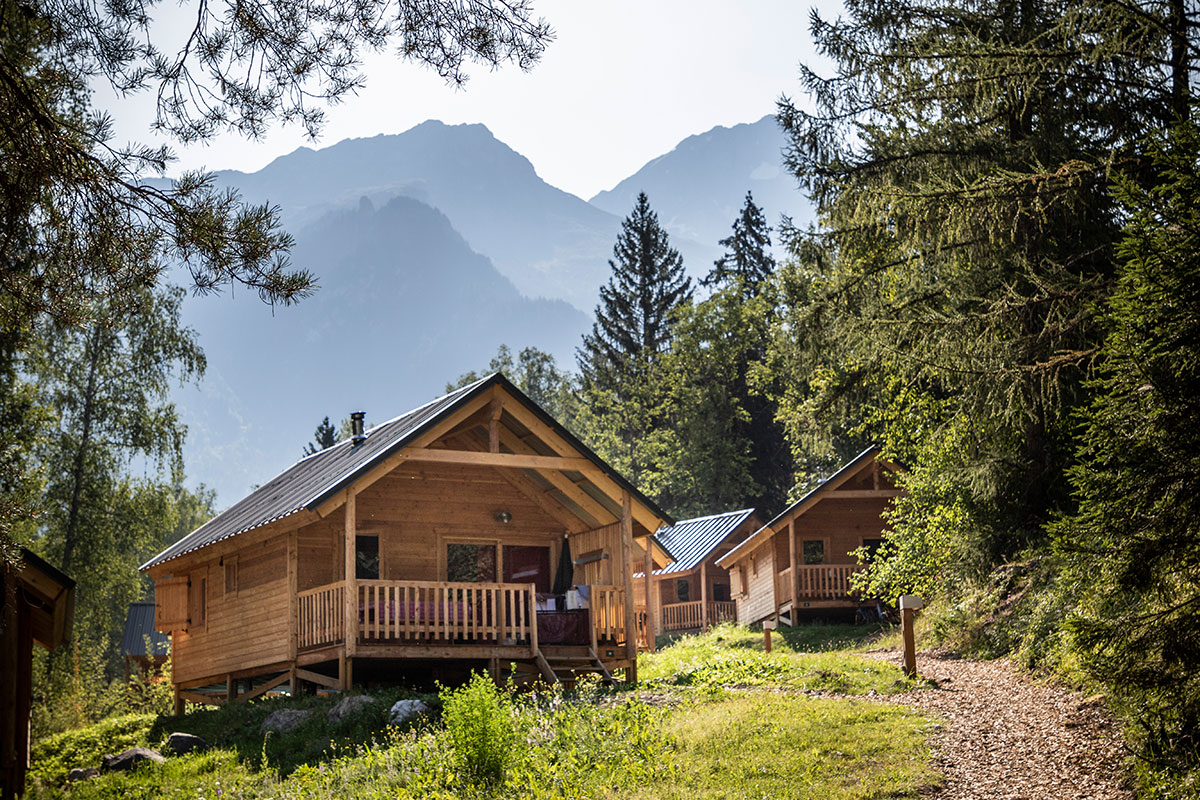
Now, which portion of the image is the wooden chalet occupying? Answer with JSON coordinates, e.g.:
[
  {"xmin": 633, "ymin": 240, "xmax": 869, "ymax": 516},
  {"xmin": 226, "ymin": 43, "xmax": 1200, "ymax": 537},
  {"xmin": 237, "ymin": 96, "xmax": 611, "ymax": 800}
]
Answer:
[
  {"xmin": 141, "ymin": 375, "xmax": 674, "ymax": 710},
  {"xmin": 2, "ymin": 549, "xmax": 74, "ymax": 800},
  {"xmin": 716, "ymin": 448, "xmax": 903, "ymax": 624},
  {"xmin": 633, "ymin": 509, "xmax": 760, "ymax": 641}
]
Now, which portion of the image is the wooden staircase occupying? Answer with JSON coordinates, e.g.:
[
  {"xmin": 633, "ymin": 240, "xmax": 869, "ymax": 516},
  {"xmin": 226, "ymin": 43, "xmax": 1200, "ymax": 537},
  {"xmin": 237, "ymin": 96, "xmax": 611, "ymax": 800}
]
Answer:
[{"xmin": 508, "ymin": 646, "xmax": 615, "ymax": 687}]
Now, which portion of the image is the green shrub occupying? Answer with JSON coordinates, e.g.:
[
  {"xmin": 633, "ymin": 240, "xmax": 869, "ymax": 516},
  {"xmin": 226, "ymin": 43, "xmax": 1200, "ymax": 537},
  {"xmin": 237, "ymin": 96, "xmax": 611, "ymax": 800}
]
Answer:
[
  {"xmin": 440, "ymin": 672, "xmax": 516, "ymax": 788},
  {"xmin": 28, "ymin": 713, "xmax": 155, "ymax": 788}
]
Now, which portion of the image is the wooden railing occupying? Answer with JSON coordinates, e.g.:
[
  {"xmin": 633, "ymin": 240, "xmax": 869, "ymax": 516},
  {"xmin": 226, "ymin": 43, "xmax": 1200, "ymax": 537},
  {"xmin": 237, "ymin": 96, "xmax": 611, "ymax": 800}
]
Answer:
[
  {"xmin": 590, "ymin": 585, "xmax": 626, "ymax": 650},
  {"xmin": 356, "ymin": 580, "xmax": 536, "ymax": 644},
  {"xmin": 659, "ymin": 600, "xmax": 739, "ymax": 631},
  {"xmin": 795, "ymin": 565, "xmax": 861, "ymax": 600},
  {"xmin": 297, "ymin": 582, "xmax": 344, "ymax": 649},
  {"xmin": 776, "ymin": 567, "xmax": 792, "ymax": 604}
]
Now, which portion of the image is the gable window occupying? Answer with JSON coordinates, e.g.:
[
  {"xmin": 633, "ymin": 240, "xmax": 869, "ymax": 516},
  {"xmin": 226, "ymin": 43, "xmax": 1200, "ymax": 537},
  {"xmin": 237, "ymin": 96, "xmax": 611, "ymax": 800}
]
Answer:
[
  {"xmin": 803, "ymin": 540, "xmax": 825, "ymax": 565},
  {"xmin": 356, "ymin": 535, "xmax": 380, "ymax": 580},
  {"xmin": 447, "ymin": 543, "xmax": 498, "ymax": 583}
]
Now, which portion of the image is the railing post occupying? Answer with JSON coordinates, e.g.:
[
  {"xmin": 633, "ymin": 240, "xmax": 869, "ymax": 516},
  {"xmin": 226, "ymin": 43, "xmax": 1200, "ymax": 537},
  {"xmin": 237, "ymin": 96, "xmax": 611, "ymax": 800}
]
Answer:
[
  {"xmin": 344, "ymin": 493, "xmax": 358, "ymax": 663},
  {"xmin": 527, "ymin": 584, "xmax": 539, "ymax": 657}
]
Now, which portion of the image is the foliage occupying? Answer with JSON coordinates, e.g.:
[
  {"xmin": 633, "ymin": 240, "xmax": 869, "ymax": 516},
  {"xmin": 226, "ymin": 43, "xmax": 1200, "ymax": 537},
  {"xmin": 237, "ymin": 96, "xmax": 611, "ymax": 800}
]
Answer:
[
  {"xmin": 29, "ymin": 713, "xmax": 156, "ymax": 788},
  {"xmin": 447, "ymin": 344, "xmax": 577, "ymax": 424},
  {"xmin": 1055, "ymin": 121, "xmax": 1200, "ymax": 786},
  {"xmin": 704, "ymin": 191, "xmax": 776, "ymax": 294},
  {"xmin": 439, "ymin": 673, "xmax": 517, "ymax": 788}
]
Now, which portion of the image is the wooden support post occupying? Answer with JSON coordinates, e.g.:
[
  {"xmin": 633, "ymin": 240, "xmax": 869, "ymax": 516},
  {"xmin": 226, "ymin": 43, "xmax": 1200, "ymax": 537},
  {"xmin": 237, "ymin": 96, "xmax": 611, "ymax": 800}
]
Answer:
[
  {"xmin": 899, "ymin": 594, "xmax": 922, "ymax": 679},
  {"xmin": 289, "ymin": 666, "xmax": 298, "ymax": 697},
  {"xmin": 764, "ymin": 627, "xmax": 772, "ymax": 653},
  {"xmin": 225, "ymin": 674, "xmax": 237, "ymax": 704},
  {"xmin": 700, "ymin": 562, "xmax": 709, "ymax": 630},
  {"xmin": 619, "ymin": 492, "xmax": 637, "ymax": 666},
  {"xmin": 173, "ymin": 687, "xmax": 185, "ymax": 716},
  {"xmin": 344, "ymin": 493, "xmax": 358, "ymax": 663},
  {"xmin": 488, "ymin": 398, "xmax": 502, "ymax": 453},
  {"xmin": 643, "ymin": 536, "xmax": 656, "ymax": 652},
  {"xmin": 789, "ymin": 519, "xmax": 799, "ymax": 607},
  {"xmin": 288, "ymin": 531, "xmax": 299, "ymax": 661},
  {"xmin": 339, "ymin": 653, "xmax": 353, "ymax": 691}
]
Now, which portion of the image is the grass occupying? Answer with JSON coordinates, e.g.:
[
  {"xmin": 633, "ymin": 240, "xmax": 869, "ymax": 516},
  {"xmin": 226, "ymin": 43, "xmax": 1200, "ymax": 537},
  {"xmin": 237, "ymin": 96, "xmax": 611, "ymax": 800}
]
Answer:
[
  {"xmin": 28, "ymin": 624, "xmax": 941, "ymax": 800},
  {"xmin": 639, "ymin": 622, "xmax": 917, "ymax": 694}
]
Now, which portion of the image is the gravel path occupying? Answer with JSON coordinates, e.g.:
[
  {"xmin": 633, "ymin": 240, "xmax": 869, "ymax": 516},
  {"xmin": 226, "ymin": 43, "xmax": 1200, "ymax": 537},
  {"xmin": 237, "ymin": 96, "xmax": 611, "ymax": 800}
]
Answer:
[{"xmin": 864, "ymin": 650, "xmax": 1134, "ymax": 799}]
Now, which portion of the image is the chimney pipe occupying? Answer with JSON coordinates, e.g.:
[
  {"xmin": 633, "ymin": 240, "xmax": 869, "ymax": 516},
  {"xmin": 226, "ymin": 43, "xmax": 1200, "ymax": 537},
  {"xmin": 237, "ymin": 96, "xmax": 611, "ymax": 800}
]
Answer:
[{"xmin": 350, "ymin": 411, "xmax": 366, "ymax": 444}]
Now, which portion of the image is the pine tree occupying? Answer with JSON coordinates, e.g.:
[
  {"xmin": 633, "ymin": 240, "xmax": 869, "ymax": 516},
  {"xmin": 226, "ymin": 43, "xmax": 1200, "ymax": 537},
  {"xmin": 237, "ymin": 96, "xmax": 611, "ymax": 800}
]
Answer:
[
  {"xmin": 577, "ymin": 192, "xmax": 692, "ymax": 397},
  {"xmin": 704, "ymin": 192, "xmax": 776, "ymax": 294},
  {"xmin": 303, "ymin": 417, "xmax": 340, "ymax": 456}
]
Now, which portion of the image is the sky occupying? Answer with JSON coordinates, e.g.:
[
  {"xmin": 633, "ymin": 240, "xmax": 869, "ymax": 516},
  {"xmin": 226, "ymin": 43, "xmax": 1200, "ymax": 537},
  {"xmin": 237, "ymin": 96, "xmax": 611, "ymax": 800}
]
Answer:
[{"xmin": 97, "ymin": 0, "xmax": 840, "ymax": 200}]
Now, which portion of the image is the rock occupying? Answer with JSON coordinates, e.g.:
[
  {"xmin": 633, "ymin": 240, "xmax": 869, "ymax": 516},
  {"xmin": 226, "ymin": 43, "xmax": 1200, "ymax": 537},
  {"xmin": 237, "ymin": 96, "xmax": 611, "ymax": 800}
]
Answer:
[
  {"xmin": 260, "ymin": 708, "xmax": 313, "ymax": 734},
  {"xmin": 388, "ymin": 699, "xmax": 431, "ymax": 725},
  {"xmin": 165, "ymin": 732, "xmax": 208, "ymax": 755},
  {"xmin": 327, "ymin": 694, "xmax": 377, "ymax": 724},
  {"xmin": 67, "ymin": 767, "xmax": 99, "ymax": 782},
  {"xmin": 101, "ymin": 747, "xmax": 165, "ymax": 773}
]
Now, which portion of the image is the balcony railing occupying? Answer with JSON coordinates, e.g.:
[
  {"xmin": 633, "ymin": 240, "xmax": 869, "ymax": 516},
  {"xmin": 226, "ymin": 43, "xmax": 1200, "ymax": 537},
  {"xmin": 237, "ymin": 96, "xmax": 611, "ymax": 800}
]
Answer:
[{"xmin": 775, "ymin": 564, "xmax": 864, "ymax": 605}]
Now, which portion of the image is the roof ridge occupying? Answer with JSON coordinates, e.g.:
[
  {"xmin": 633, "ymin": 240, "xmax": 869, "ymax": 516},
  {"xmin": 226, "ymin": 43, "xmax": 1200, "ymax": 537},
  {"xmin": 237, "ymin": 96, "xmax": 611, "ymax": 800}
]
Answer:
[{"xmin": 666, "ymin": 507, "xmax": 755, "ymax": 527}]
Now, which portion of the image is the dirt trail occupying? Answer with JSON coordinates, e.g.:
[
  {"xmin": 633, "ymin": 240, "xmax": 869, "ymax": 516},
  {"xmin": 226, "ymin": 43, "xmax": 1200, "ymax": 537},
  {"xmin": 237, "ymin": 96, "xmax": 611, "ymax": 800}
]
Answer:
[{"xmin": 864, "ymin": 650, "xmax": 1134, "ymax": 799}]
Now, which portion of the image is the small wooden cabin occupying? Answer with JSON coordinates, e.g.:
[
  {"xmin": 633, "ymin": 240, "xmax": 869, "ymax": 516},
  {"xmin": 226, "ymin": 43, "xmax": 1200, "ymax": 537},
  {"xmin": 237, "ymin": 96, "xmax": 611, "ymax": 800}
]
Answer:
[
  {"xmin": 1, "ymin": 549, "xmax": 74, "ymax": 800},
  {"xmin": 716, "ymin": 447, "xmax": 903, "ymax": 625},
  {"xmin": 120, "ymin": 603, "xmax": 170, "ymax": 681},
  {"xmin": 141, "ymin": 375, "xmax": 673, "ymax": 709},
  {"xmin": 633, "ymin": 509, "xmax": 760, "ymax": 640}
]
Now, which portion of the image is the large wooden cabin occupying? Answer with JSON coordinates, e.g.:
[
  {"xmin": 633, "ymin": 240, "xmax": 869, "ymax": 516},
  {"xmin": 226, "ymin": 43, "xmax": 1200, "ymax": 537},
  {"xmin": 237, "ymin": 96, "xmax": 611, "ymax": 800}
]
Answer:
[
  {"xmin": 716, "ymin": 448, "xmax": 903, "ymax": 624},
  {"xmin": 633, "ymin": 509, "xmax": 760, "ymax": 640},
  {"xmin": 141, "ymin": 375, "xmax": 673, "ymax": 709}
]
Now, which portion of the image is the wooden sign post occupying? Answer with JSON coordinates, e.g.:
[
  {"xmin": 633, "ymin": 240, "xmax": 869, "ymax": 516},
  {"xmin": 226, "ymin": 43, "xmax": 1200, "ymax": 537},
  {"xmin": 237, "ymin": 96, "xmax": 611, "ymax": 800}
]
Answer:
[
  {"xmin": 763, "ymin": 619, "xmax": 776, "ymax": 653},
  {"xmin": 899, "ymin": 595, "xmax": 923, "ymax": 678}
]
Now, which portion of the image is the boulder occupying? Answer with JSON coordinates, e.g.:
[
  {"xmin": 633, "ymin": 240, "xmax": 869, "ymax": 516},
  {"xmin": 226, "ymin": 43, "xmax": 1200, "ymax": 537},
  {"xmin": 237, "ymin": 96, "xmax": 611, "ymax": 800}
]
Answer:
[
  {"xmin": 165, "ymin": 732, "xmax": 208, "ymax": 756},
  {"xmin": 327, "ymin": 695, "xmax": 377, "ymax": 724},
  {"xmin": 260, "ymin": 708, "xmax": 313, "ymax": 734},
  {"xmin": 67, "ymin": 767, "xmax": 99, "ymax": 782},
  {"xmin": 101, "ymin": 747, "xmax": 165, "ymax": 773},
  {"xmin": 388, "ymin": 699, "xmax": 431, "ymax": 725}
]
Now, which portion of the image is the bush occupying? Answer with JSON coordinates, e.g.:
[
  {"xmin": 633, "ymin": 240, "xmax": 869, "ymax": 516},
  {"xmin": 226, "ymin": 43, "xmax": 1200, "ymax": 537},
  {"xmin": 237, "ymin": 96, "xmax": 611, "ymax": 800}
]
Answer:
[{"xmin": 439, "ymin": 673, "xmax": 516, "ymax": 789}]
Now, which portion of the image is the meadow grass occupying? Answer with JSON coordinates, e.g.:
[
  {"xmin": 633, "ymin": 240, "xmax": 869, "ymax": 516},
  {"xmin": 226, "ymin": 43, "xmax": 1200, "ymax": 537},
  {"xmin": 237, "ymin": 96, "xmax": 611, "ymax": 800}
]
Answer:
[{"xmin": 28, "ymin": 624, "xmax": 940, "ymax": 800}]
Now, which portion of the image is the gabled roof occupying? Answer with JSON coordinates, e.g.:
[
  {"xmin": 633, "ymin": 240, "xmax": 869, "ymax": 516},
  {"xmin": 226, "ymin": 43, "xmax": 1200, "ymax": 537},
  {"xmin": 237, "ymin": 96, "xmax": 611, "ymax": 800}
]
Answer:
[
  {"xmin": 142, "ymin": 374, "xmax": 672, "ymax": 571},
  {"xmin": 639, "ymin": 509, "xmax": 757, "ymax": 577},
  {"xmin": 717, "ymin": 446, "xmax": 894, "ymax": 568},
  {"xmin": 121, "ymin": 603, "xmax": 170, "ymax": 657}
]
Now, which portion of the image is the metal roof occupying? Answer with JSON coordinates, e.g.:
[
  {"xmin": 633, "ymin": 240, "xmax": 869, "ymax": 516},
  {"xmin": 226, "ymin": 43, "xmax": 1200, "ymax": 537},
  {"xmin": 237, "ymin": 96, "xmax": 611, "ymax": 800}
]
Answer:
[
  {"xmin": 718, "ymin": 446, "xmax": 883, "ymax": 567},
  {"xmin": 142, "ymin": 374, "xmax": 672, "ymax": 571},
  {"xmin": 642, "ymin": 508, "xmax": 756, "ymax": 576},
  {"xmin": 121, "ymin": 603, "xmax": 170, "ymax": 657}
]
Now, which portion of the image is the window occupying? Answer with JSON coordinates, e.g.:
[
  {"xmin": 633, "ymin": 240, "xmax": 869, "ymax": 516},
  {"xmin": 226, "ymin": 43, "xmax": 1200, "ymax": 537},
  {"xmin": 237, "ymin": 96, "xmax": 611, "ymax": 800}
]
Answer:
[
  {"xmin": 447, "ymin": 543, "xmax": 497, "ymax": 582},
  {"xmin": 712, "ymin": 583, "xmax": 730, "ymax": 602},
  {"xmin": 861, "ymin": 538, "xmax": 886, "ymax": 560},
  {"xmin": 803, "ymin": 540, "xmax": 825, "ymax": 565},
  {"xmin": 224, "ymin": 556, "xmax": 238, "ymax": 595},
  {"xmin": 356, "ymin": 535, "xmax": 379, "ymax": 580},
  {"xmin": 676, "ymin": 579, "xmax": 690, "ymax": 602},
  {"xmin": 503, "ymin": 545, "xmax": 551, "ymax": 592},
  {"xmin": 189, "ymin": 574, "xmax": 206, "ymax": 629}
]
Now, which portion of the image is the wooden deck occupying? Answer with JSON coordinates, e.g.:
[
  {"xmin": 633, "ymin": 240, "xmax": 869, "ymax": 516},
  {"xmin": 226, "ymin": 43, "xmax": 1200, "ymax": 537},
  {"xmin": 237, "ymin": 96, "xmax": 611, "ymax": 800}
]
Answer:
[{"xmin": 775, "ymin": 565, "xmax": 864, "ymax": 608}]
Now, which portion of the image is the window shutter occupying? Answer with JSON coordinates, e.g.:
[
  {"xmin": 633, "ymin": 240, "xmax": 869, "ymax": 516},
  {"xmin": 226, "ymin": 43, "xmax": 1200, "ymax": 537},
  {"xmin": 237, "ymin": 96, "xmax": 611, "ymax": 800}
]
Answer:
[
  {"xmin": 155, "ymin": 576, "xmax": 189, "ymax": 632},
  {"xmin": 730, "ymin": 565, "xmax": 743, "ymax": 597}
]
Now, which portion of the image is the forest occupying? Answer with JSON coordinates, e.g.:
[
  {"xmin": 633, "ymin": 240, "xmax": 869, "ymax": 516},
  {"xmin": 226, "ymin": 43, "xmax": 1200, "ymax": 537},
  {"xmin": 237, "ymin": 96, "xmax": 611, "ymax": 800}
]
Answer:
[{"xmin": 2, "ymin": 0, "xmax": 1198, "ymax": 796}]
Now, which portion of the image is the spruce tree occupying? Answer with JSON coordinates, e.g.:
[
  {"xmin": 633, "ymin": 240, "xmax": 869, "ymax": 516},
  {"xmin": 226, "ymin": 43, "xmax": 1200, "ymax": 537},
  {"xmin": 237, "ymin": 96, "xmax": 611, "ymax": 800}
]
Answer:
[
  {"xmin": 577, "ymin": 192, "xmax": 692, "ymax": 397},
  {"xmin": 704, "ymin": 192, "xmax": 776, "ymax": 294},
  {"xmin": 303, "ymin": 417, "xmax": 340, "ymax": 456}
]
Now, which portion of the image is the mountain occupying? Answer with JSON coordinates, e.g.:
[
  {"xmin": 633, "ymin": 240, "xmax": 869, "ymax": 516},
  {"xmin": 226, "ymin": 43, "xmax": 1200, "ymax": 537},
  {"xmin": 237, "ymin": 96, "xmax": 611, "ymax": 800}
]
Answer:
[
  {"xmin": 589, "ymin": 116, "xmax": 810, "ymax": 259},
  {"xmin": 214, "ymin": 121, "xmax": 627, "ymax": 312},
  {"xmin": 175, "ymin": 195, "xmax": 588, "ymax": 505}
]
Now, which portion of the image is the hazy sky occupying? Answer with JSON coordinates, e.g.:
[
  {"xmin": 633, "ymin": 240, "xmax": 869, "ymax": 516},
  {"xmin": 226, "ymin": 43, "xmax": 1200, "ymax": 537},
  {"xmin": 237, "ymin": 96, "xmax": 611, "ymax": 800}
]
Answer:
[{"xmin": 98, "ymin": 1, "xmax": 839, "ymax": 200}]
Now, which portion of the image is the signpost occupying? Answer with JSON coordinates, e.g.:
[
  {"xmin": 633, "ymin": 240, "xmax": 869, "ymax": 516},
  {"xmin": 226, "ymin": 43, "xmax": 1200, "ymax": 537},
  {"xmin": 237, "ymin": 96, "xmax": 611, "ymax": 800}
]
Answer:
[{"xmin": 899, "ymin": 595, "xmax": 923, "ymax": 678}]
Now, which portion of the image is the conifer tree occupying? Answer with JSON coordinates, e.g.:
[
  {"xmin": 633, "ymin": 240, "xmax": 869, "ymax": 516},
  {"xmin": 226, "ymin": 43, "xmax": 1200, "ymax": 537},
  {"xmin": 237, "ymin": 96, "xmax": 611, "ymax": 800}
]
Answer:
[
  {"xmin": 704, "ymin": 192, "xmax": 776, "ymax": 294},
  {"xmin": 577, "ymin": 192, "xmax": 692, "ymax": 398},
  {"xmin": 303, "ymin": 417, "xmax": 340, "ymax": 455}
]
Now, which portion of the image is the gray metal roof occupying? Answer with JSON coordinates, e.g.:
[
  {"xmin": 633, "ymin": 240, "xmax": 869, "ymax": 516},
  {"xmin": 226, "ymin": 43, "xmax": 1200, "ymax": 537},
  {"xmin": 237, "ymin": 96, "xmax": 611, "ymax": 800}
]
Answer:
[
  {"xmin": 142, "ymin": 374, "xmax": 672, "ymax": 571},
  {"xmin": 121, "ymin": 603, "xmax": 170, "ymax": 657},
  {"xmin": 645, "ymin": 508, "xmax": 756, "ymax": 576}
]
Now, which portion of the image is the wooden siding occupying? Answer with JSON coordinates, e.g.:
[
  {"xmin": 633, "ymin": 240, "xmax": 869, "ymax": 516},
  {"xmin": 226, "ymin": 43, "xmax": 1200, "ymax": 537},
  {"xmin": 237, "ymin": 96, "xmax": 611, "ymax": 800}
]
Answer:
[
  {"xmin": 170, "ymin": 536, "xmax": 292, "ymax": 684},
  {"xmin": 736, "ymin": 544, "xmax": 775, "ymax": 624}
]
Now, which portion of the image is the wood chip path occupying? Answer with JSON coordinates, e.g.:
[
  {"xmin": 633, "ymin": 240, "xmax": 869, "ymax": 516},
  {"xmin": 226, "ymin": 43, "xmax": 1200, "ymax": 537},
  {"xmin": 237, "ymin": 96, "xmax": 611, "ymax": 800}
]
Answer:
[{"xmin": 863, "ymin": 650, "xmax": 1134, "ymax": 799}]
